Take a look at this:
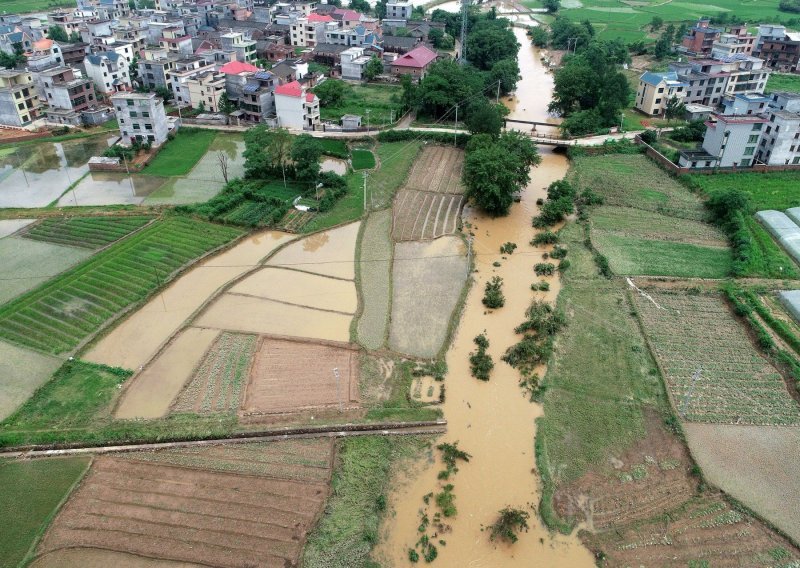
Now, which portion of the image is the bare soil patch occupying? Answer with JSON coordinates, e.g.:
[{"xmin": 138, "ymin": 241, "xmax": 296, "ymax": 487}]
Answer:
[
  {"xmin": 31, "ymin": 548, "xmax": 204, "ymax": 568},
  {"xmin": 114, "ymin": 328, "xmax": 219, "ymax": 420},
  {"xmin": 243, "ymin": 337, "xmax": 359, "ymax": 415},
  {"xmin": 684, "ymin": 422, "xmax": 800, "ymax": 545},
  {"xmin": 37, "ymin": 439, "xmax": 334, "ymax": 568},
  {"xmin": 392, "ymin": 190, "xmax": 464, "ymax": 242},
  {"xmin": 404, "ymin": 145, "xmax": 465, "ymax": 194}
]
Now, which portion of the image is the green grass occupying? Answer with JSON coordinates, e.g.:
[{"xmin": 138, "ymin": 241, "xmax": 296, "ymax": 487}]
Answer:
[
  {"xmin": 0, "ymin": 360, "xmax": 131, "ymax": 432},
  {"xmin": 319, "ymin": 84, "xmax": 404, "ymax": 127},
  {"xmin": 766, "ymin": 73, "xmax": 800, "ymax": 94},
  {"xmin": 302, "ymin": 141, "xmax": 422, "ymax": 233},
  {"xmin": 351, "ymin": 149, "xmax": 376, "ymax": 170},
  {"xmin": 0, "ymin": 217, "xmax": 242, "ymax": 354},
  {"xmin": 592, "ymin": 232, "xmax": 732, "ymax": 278},
  {"xmin": 143, "ymin": 128, "xmax": 217, "ymax": 177},
  {"xmin": 0, "ymin": 456, "xmax": 90, "ymax": 567},
  {"xmin": 318, "ymin": 138, "xmax": 349, "ymax": 159},
  {"xmin": 303, "ymin": 435, "xmax": 432, "ymax": 568},
  {"xmin": 20, "ymin": 216, "xmax": 152, "ymax": 249},
  {"xmin": 536, "ymin": 222, "xmax": 670, "ymax": 525}
]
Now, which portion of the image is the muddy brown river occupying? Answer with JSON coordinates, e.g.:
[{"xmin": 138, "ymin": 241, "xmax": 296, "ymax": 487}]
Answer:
[{"xmin": 375, "ymin": 30, "xmax": 594, "ymax": 566}]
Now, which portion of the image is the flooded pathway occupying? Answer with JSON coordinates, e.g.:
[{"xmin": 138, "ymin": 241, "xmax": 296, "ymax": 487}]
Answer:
[{"xmin": 375, "ymin": 31, "xmax": 594, "ymax": 567}]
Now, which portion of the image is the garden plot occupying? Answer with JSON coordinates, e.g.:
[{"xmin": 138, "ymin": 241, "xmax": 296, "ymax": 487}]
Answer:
[
  {"xmin": 392, "ymin": 190, "xmax": 464, "ymax": 241},
  {"xmin": 632, "ymin": 290, "xmax": 800, "ymax": 425},
  {"xmin": 389, "ymin": 236, "xmax": 467, "ymax": 358},
  {"xmin": 0, "ymin": 236, "xmax": 91, "ymax": 305},
  {"xmin": 0, "ymin": 339, "xmax": 62, "ymax": 420},
  {"xmin": 85, "ymin": 230, "xmax": 292, "ymax": 371},
  {"xmin": 756, "ymin": 209, "xmax": 800, "ymax": 264},
  {"xmin": 114, "ymin": 327, "xmax": 219, "ymax": 420},
  {"xmin": 36, "ymin": 440, "xmax": 334, "ymax": 568},
  {"xmin": 0, "ymin": 218, "xmax": 35, "ymax": 238},
  {"xmin": 591, "ymin": 206, "xmax": 727, "ymax": 247},
  {"xmin": 172, "ymin": 332, "xmax": 257, "ymax": 414},
  {"xmin": 19, "ymin": 216, "xmax": 152, "ymax": 249},
  {"xmin": 243, "ymin": 337, "xmax": 359, "ymax": 415},
  {"xmin": 267, "ymin": 221, "xmax": 359, "ymax": 279},
  {"xmin": 404, "ymin": 145, "xmax": 465, "ymax": 194},
  {"xmin": 356, "ymin": 209, "xmax": 392, "ymax": 350},
  {"xmin": 229, "ymin": 267, "xmax": 357, "ymax": 314},
  {"xmin": 684, "ymin": 422, "xmax": 800, "ymax": 544},
  {"xmin": 569, "ymin": 154, "xmax": 707, "ymax": 220}
]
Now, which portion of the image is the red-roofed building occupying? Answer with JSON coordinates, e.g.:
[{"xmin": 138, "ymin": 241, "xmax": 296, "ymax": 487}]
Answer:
[
  {"xmin": 274, "ymin": 79, "xmax": 320, "ymax": 129},
  {"xmin": 332, "ymin": 8, "xmax": 365, "ymax": 27},
  {"xmin": 389, "ymin": 44, "xmax": 438, "ymax": 78},
  {"xmin": 219, "ymin": 60, "xmax": 260, "ymax": 75},
  {"xmin": 291, "ymin": 14, "xmax": 333, "ymax": 47},
  {"xmin": 308, "ymin": 13, "xmax": 334, "ymax": 23}
]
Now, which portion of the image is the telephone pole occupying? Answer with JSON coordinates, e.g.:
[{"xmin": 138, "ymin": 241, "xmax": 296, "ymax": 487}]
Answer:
[
  {"xmin": 466, "ymin": 236, "xmax": 473, "ymax": 278},
  {"xmin": 680, "ymin": 367, "xmax": 702, "ymax": 418},
  {"xmin": 362, "ymin": 171, "xmax": 368, "ymax": 213},
  {"xmin": 459, "ymin": 0, "xmax": 470, "ymax": 64},
  {"xmin": 454, "ymin": 104, "xmax": 459, "ymax": 146},
  {"xmin": 333, "ymin": 367, "xmax": 343, "ymax": 412}
]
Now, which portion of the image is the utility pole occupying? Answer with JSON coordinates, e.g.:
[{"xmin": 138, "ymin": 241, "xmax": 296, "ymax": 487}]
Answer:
[
  {"xmin": 366, "ymin": 109, "xmax": 371, "ymax": 134},
  {"xmin": 466, "ymin": 235, "xmax": 473, "ymax": 278},
  {"xmin": 459, "ymin": 0, "xmax": 470, "ymax": 64},
  {"xmin": 567, "ymin": 37, "xmax": 578, "ymax": 53},
  {"xmin": 362, "ymin": 171, "xmax": 368, "ymax": 213},
  {"xmin": 496, "ymin": 79, "xmax": 501, "ymax": 104},
  {"xmin": 454, "ymin": 103, "xmax": 458, "ymax": 147},
  {"xmin": 152, "ymin": 265, "xmax": 167, "ymax": 311},
  {"xmin": 333, "ymin": 367, "xmax": 343, "ymax": 412},
  {"xmin": 680, "ymin": 367, "xmax": 702, "ymax": 418}
]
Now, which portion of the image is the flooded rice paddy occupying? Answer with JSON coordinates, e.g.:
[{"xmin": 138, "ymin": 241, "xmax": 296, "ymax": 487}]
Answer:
[
  {"xmin": 267, "ymin": 222, "xmax": 360, "ymax": 280},
  {"xmin": 320, "ymin": 157, "xmax": 348, "ymax": 175}
]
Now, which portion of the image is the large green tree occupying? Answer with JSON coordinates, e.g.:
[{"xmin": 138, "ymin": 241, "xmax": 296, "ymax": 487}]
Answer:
[
  {"xmin": 291, "ymin": 134, "xmax": 322, "ymax": 183},
  {"xmin": 465, "ymin": 19, "xmax": 519, "ymax": 70},
  {"xmin": 465, "ymin": 99, "xmax": 505, "ymax": 137},
  {"xmin": 489, "ymin": 58, "xmax": 520, "ymax": 95},
  {"xmin": 313, "ymin": 79, "xmax": 348, "ymax": 105},
  {"xmin": 417, "ymin": 60, "xmax": 485, "ymax": 117},
  {"xmin": 48, "ymin": 25, "xmax": 69, "ymax": 42},
  {"xmin": 243, "ymin": 126, "xmax": 294, "ymax": 181},
  {"xmin": 363, "ymin": 56, "xmax": 384, "ymax": 80},
  {"xmin": 549, "ymin": 16, "xmax": 594, "ymax": 51}
]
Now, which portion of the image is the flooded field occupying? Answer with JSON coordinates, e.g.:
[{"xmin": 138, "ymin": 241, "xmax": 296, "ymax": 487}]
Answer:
[
  {"xmin": 376, "ymin": 35, "xmax": 594, "ymax": 565},
  {"xmin": 114, "ymin": 327, "xmax": 219, "ymax": 419},
  {"xmin": 0, "ymin": 135, "xmax": 114, "ymax": 208},
  {"xmin": 58, "ymin": 171, "xmax": 165, "ymax": 206},
  {"xmin": 267, "ymin": 222, "xmax": 360, "ymax": 280},
  {"xmin": 85, "ymin": 231, "xmax": 293, "ymax": 371},
  {"xmin": 0, "ymin": 218, "xmax": 34, "ymax": 238},
  {"xmin": 321, "ymin": 157, "xmax": 348, "ymax": 175}
]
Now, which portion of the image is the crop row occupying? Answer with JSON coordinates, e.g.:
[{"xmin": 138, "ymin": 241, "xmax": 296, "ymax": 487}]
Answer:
[
  {"xmin": 21, "ymin": 216, "xmax": 152, "ymax": 249},
  {"xmin": 0, "ymin": 217, "xmax": 241, "ymax": 354}
]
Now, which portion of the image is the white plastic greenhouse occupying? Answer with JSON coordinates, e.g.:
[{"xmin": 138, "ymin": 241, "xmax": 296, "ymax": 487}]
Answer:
[
  {"xmin": 755, "ymin": 210, "xmax": 800, "ymax": 265},
  {"xmin": 779, "ymin": 290, "xmax": 800, "ymax": 324}
]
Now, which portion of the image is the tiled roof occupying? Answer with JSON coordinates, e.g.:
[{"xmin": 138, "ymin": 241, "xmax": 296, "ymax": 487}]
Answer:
[
  {"xmin": 391, "ymin": 44, "xmax": 437, "ymax": 68},
  {"xmin": 219, "ymin": 60, "xmax": 259, "ymax": 74},
  {"xmin": 308, "ymin": 13, "xmax": 333, "ymax": 22},
  {"xmin": 275, "ymin": 80, "xmax": 302, "ymax": 97}
]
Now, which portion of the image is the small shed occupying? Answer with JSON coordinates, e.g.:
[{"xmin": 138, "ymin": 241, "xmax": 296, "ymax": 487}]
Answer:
[
  {"xmin": 684, "ymin": 103, "xmax": 714, "ymax": 121},
  {"xmin": 342, "ymin": 114, "xmax": 362, "ymax": 130}
]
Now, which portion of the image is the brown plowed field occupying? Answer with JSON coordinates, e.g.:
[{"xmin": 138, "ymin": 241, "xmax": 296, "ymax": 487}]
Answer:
[
  {"xmin": 243, "ymin": 337, "xmax": 359, "ymax": 414},
  {"xmin": 37, "ymin": 440, "xmax": 334, "ymax": 568},
  {"xmin": 392, "ymin": 190, "xmax": 464, "ymax": 242},
  {"xmin": 554, "ymin": 412, "xmax": 800, "ymax": 566},
  {"xmin": 404, "ymin": 145, "xmax": 465, "ymax": 194}
]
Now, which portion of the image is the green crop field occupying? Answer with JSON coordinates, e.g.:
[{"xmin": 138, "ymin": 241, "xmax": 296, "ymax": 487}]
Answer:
[
  {"xmin": 766, "ymin": 73, "xmax": 800, "ymax": 94},
  {"xmin": 0, "ymin": 0, "xmax": 72, "ymax": 14},
  {"xmin": 0, "ymin": 217, "xmax": 242, "ymax": 354},
  {"xmin": 143, "ymin": 128, "xmax": 218, "ymax": 177},
  {"xmin": 319, "ymin": 83, "xmax": 404, "ymax": 127},
  {"xmin": 318, "ymin": 139, "xmax": 349, "ymax": 159},
  {"xmin": 0, "ymin": 457, "xmax": 90, "ymax": 567},
  {"xmin": 19, "ymin": 216, "xmax": 152, "ymax": 249},
  {"xmin": 351, "ymin": 149, "xmax": 376, "ymax": 170}
]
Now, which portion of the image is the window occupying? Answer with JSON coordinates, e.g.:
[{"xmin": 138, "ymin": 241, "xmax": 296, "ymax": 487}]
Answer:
[
  {"xmin": 144, "ymin": 123, "xmax": 152, "ymax": 130},
  {"xmin": 744, "ymin": 147, "xmax": 755, "ymax": 156},
  {"xmin": 127, "ymin": 99, "xmax": 134, "ymax": 106},
  {"xmin": 748, "ymin": 134, "xmax": 759, "ymax": 143},
  {"xmin": 17, "ymin": 103, "xmax": 23, "ymax": 110},
  {"xmin": 794, "ymin": 156, "xmax": 800, "ymax": 164},
  {"xmin": 130, "ymin": 111, "xmax": 137, "ymax": 117},
  {"xmin": 142, "ymin": 111, "xmax": 149, "ymax": 117},
  {"xmin": 133, "ymin": 123, "xmax": 140, "ymax": 129},
  {"xmin": 740, "ymin": 159, "xmax": 751, "ymax": 167},
  {"xmin": 14, "ymin": 91, "xmax": 20, "ymax": 99},
  {"xmin": 657, "ymin": 87, "xmax": 664, "ymax": 93},
  {"xmin": 753, "ymin": 123, "xmax": 763, "ymax": 131},
  {"xmin": 655, "ymin": 98, "xmax": 662, "ymax": 105}
]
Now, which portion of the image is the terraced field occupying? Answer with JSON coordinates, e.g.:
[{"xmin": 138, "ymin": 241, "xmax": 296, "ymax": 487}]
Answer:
[
  {"xmin": 36, "ymin": 440, "xmax": 334, "ymax": 568},
  {"xmin": 173, "ymin": 332, "xmax": 257, "ymax": 414},
  {"xmin": 0, "ymin": 218, "xmax": 242, "ymax": 355},
  {"xmin": 392, "ymin": 146, "xmax": 466, "ymax": 242},
  {"xmin": 19, "ymin": 216, "xmax": 152, "ymax": 249},
  {"xmin": 633, "ymin": 290, "xmax": 800, "ymax": 425}
]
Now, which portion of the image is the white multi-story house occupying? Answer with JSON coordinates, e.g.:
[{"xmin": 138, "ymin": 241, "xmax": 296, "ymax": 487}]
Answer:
[
  {"xmin": 166, "ymin": 56, "xmax": 215, "ymax": 106},
  {"xmin": 220, "ymin": 31, "xmax": 257, "ymax": 63},
  {"xmin": 341, "ymin": 46, "xmax": 370, "ymax": 80},
  {"xmin": 84, "ymin": 51, "xmax": 131, "ymax": 95},
  {"xmin": 634, "ymin": 71, "xmax": 687, "ymax": 116},
  {"xmin": 385, "ymin": 0, "xmax": 412, "ymax": 20},
  {"xmin": 291, "ymin": 13, "xmax": 332, "ymax": 47},
  {"xmin": 186, "ymin": 70, "xmax": 226, "ymax": 112},
  {"xmin": 112, "ymin": 91, "xmax": 170, "ymax": 146},
  {"xmin": 274, "ymin": 79, "xmax": 319, "ymax": 129}
]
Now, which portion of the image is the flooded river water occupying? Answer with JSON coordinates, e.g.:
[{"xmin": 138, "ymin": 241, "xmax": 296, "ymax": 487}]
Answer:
[{"xmin": 375, "ymin": 28, "xmax": 593, "ymax": 567}]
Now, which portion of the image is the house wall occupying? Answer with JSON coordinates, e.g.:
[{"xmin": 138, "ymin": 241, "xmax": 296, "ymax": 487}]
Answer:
[
  {"xmin": 703, "ymin": 120, "xmax": 762, "ymax": 167},
  {"xmin": 275, "ymin": 92, "xmax": 303, "ymax": 128}
]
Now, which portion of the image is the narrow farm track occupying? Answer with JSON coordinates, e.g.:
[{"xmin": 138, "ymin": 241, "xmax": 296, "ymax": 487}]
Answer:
[{"xmin": 0, "ymin": 420, "xmax": 447, "ymax": 457}]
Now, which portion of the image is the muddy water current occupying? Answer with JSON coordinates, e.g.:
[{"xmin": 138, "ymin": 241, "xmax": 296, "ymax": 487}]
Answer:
[{"xmin": 375, "ymin": 34, "xmax": 593, "ymax": 567}]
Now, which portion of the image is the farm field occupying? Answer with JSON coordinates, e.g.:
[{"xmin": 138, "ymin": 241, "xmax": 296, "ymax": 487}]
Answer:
[
  {"xmin": 633, "ymin": 290, "xmax": 800, "ymax": 425},
  {"xmin": 404, "ymin": 145, "xmax": 465, "ymax": 194},
  {"xmin": 389, "ymin": 236, "xmax": 467, "ymax": 358},
  {"xmin": 0, "ymin": 217, "xmax": 242, "ymax": 355},
  {"xmin": 230, "ymin": 267, "xmax": 357, "ymax": 313},
  {"xmin": 142, "ymin": 128, "xmax": 217, "ymax": 177},
  {"xmin": 57, "ymin": 171, "xmax": 167, "ymax": 207},
  {"xmin": 351, "ymin": 148, "xmax": 375, "ymax": 170},
  {"xmin": 0, "ymin": 457, "xmax": 90, "ymax": 568},
  {"xmin": 766, "ymin": 72, "xmax": 800, "ymax": 94},
  {"xmin": 36, "ymin": 440, "xmax": 334, "ymax": 568},
  {"xmin": 684, "ymin": 422, "xmax": 800, "ymax": 544},
  {"xmin": 0, "ymin": 237, "xmax": 92, "ymax": 305},
  {"xmin": 19, "ymin": 216, "xmax": 152, "ymax": 249},
  {"xmin": 356, "ymin": 209, "xmax": 393, "ymax": 350},
  {"xmin": 172, "ymin": 332, "xmax": 257, "ymax": 415},
  {"xmin": 590, "ymin": 206, "xmax": 727, "ymax": 247},
  {"xmin": 0, "ymin": 0, "xmax": 72, "ymax": 13},
  {"xmin": 689, "ymin": 170, "xmax": 800, "ymax": 213},
  {"xmin": 392, "ymin": 190, "xmax": 464, "ymax": 241},
  {"xmin": 85, "ymin": 230, "xmax": 293, "ymax": 371},
  {"xmin": 267, "ymin": 221, "xmax": 359, "ymax": 279},
  {"xmin": 0, "ymin": 339, "xmax": 62, "ymax": 420},
  {"xmin": 114, "ymin": 328, "xmax": 219, "ymax": 420},
  {"xmin": 0, "ymin": 218, "xmax": 34, "ymax": 238},
  {"xmin": 243, "ymin": 337, "xmax": 360, "ymax": 415}
]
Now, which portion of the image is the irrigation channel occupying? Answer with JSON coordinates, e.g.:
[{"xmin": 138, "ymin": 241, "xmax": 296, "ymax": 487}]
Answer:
[{"xmin": 374, "ymin": 29, "xmax": 595, "ymax": 566}]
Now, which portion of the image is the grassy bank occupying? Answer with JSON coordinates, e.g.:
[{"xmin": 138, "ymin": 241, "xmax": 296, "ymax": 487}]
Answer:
[
  {"xmin": 142, "ymin": 128, "xmax": 217, "ymax": 177},
  {"xmin": 319, "ymin": 84, "xmax": 404, "ymax": 128}
]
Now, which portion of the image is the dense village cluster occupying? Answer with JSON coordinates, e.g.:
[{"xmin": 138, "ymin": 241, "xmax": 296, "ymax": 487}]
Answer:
[{"xmin": 0, "ymin": 0, "xmax": 444, "ymax": 140}]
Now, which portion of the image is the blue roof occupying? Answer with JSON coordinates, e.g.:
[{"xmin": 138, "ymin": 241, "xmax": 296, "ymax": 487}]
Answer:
[
  {"xmin": 7, "ymin": 31, "xmax": 23, "ymax": 42},
  {"xmin": 253, "ymin": 70, "xmax": 273, "ymax": 80},
  {"xmin": 242, "ymin": 83, "xmax": 260, "ymax": 93},
  {"xmin": 640, "ymin": 71, "xmax": 678, "ymax": 86},
  {"xmin": 86, "ymin": 51, "xmax": 121, "ymax": 65}
]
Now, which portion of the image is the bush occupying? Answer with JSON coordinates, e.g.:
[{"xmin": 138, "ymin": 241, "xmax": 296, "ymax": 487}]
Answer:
[
  {"xmin": 593, "ymin": 251, "xmax": 612, "ymax": 278},
  {"xmin": 489, "ymin": 507, "xmax": 530, "ymax": 544},
  {"xmin": 549, "ymin": 245, "xmax": 568, "ymax": 260},
  {"xmin": 435, "ymin": 484, "xmax": 457, "ymax": 517},
  {"xmin": 532, "ymin": 281, "xmax": 550, "ymax": 292},
  {"xmin": 482, "ymin": 276, "xmax": 505, "ymax": 309},
  {"xmin": 534, "ymin": 263, "xmax": 555, "ymax": 276},
  {"xmin": 531, "ymin": 231, "xmax": 559, "ymax": 246},
  {"xmin": 437, "ymin": 441, "xmax": 471, "ymax": 479},
  {"xmin": 500, "ymin": 242, "xmax": 517, "ymax": 254},
  {"xmin": 640, "ymin": 129, "xmax": 658, "ymax": 144},
  {"xmin": 377, "ymin": 129, "xmax": 471, "ymax": 147},
  {"xmin": 469, "ymin": 333, "xmax": 494, "ymax": 381},
  {"xmin": 558, "ymin": 258, "xmax": 571, "ymax": 272}
]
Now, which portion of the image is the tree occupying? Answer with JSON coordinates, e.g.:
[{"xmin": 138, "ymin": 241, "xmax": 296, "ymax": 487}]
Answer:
[
  {"xmin": 417, "ymin": 60, "xmax": 485, "ymax": 117},
  {"xmin": 363, "ymin": 56, "xmax": 383, "ymax": 81},
  {"xmin": 243, "ymin": 126, "xmax": 294, "ymax": 183},
  {"xmin": 465, "ymin": 19, "xmax": 519, "ymax": 70},
  {"xmin": 219, "ymin": 92, "xmax": 237, "ymax": 115},
  {"xmin": 529, "ymin": 27, "xmax": 548, "ymax": 47},
  {"xmin": 489, "ymin": 507, "xmax": 530, "ymax": 544},
  {"xmin": 650, "ymin": 15, "xmax": 664, "ymax": 31},
  {"xmin": 313, "ymin": 79, "xmax": 347, "ymax": 105},
  {"xmin": 155, "ymin": 86, "xmax": 173, "ymax": 103},
  {"xmin": 664, "ymin": 95, "xmax": 685, "ymax": 121},
  {"xmin": 542, "ymin": 0, "xmax": 560, "ymax": 13},
  {"xmin": 438, "ymin": 33, "xmax": 455, "ymax": 50},
  {"xmin": 217, "ymin": 151, "xmax": 229, "ymax": 183},
  {"xmin": 129, "ymin": 55, "xmax": 139, "ymax": 87},
  {"xmin": 349, "ymin": 0, "xmax": 370, "ymax": 12},
  {"xmin": 68, "ymin": 30, "xmax": 82, "ymax": 43},
  {"xmin": 465, "ymin": 98, "xmax": 504, "ymax": 137},
  {"xmin": 48, "ymin": 25, "xmax": 69, "ymax": 42},
  {"xmin": 549, "ymin": 16, "xmax": 592, "ymax": 51},
  {"xmin": 374, "ymin": 0, "xmax": 387, "ymax": 18},
  {"xmin": 489, "ymin": 58, "xmax": 520, "ymax": 95},
  {"xmin": 429, "ymin": 28, "xmax": 444, "ymax": 47},
  {"xmin": 291, "ymin": 134, "xmax": 322, "ymax": 184}
]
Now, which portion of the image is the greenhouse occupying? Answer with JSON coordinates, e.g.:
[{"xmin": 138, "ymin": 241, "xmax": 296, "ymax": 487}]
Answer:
[
  {"xmin": 755, "ymin": 210, "xmax": 800, "ymax": 265},
  {"xmin": 779, "ymin": 290, "xmax": 800, "ymax": 324}
]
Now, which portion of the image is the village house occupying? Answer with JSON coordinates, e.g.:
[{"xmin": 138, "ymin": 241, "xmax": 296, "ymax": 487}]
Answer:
[{"xmin": 389, "ymin": 43, "xmax": 437, "ymax": 78}]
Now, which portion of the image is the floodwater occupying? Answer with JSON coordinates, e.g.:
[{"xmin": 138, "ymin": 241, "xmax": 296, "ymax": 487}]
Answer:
[
  {"xmin": 0, "ymin": 135, "xmax": 114, "ymax": 208},
  {"xmin": 267, "ymin": 221, "xmax": 360, "ymax": 280},
  {"xmin": 58, "ymin": 171, "xmax": 165, "ymax": 206},
  {"xmin": 86, "ymin": 231, "xmax": 294, "ymax": 371},
  {"xmin": 321, "ymin": 157, "xmax": 348, "ymax": 175},
  {"xmin": 375, "ymin": 32, "xmax": 594, "ymax": 566},
  {"xmin": 114, "ymin": 327, "xmax": 220, "ymax": 419},
  {"xmin": 0, "ymin": 219, "xmax": 35, "ymax": 238}
]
